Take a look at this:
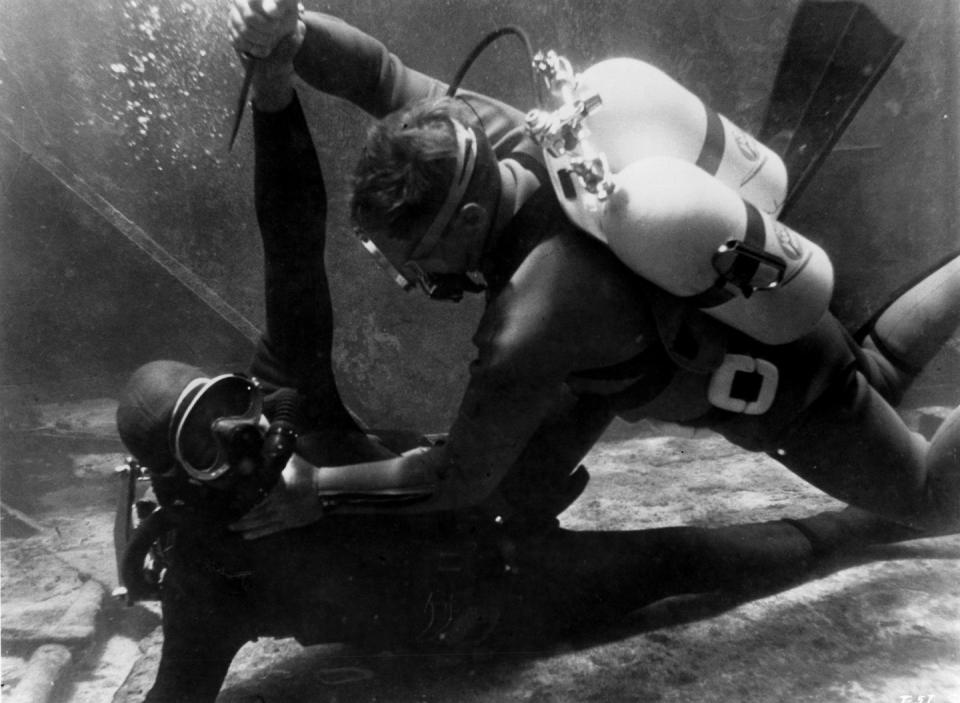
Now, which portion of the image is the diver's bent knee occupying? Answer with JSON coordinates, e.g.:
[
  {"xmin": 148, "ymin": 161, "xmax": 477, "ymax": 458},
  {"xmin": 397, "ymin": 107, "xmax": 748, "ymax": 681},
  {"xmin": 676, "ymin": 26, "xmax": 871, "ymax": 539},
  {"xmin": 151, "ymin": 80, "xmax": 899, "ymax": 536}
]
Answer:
[{"xmin": 925, "ymin": 404, "xmax": 960, "ymax": 530}]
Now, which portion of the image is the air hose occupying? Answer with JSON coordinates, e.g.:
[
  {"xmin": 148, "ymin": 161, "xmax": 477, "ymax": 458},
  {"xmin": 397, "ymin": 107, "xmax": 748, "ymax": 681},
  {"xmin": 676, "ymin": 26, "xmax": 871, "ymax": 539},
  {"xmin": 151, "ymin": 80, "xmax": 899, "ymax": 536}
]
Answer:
[{"xmin": 445, "ymin": 25, "xmax": 544, "ymax": 110}]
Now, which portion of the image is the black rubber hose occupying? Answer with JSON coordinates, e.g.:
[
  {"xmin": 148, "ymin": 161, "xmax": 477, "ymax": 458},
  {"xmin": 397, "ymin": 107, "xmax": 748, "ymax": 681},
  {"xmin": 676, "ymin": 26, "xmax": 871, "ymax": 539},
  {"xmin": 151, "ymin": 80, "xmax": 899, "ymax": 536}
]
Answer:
[
  {"xmin": 446, "ymin": 25, "xmax": 544, "ymax": 109},
  {"xmin": 120, "ymin": 508, "xmax": 174, "ymax": 603}
]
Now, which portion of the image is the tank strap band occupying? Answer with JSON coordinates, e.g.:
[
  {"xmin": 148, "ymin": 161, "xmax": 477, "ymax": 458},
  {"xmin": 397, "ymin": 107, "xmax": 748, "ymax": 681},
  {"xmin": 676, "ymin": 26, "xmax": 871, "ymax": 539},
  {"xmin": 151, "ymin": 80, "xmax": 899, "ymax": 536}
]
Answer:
[
  {"xmin": 506, "ymin": 150, "xmax": 550, "ymax": 187},
  {"xmin": 695, "ymin": 107, "xmax": 725, "ymax": 175},
  {"xmin": 683, "ymin": 201, "xmax": 768, "ymax": 309},
  {"xmin": 568, "ymin": 343, "xmax": 677, "ymax": 410},
  {"xmin": 725, "ymin": 202, "xmax": 768, "ymax": 289}
]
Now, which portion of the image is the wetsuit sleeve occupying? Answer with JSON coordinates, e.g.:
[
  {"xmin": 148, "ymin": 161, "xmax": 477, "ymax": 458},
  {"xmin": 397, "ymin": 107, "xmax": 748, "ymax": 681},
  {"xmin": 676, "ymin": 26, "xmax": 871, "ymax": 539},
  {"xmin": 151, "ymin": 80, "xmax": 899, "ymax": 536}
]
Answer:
[
  {"xmin": 293, "ymin": 12, "xmax": 445, "ymax": 117},
  {"xmin": 312, "ymin": 232, "xmax": 653, "ymax": 513},
  {"xmin": 292, "ymin": 12, "xmax": 530, "ymax": 154}
]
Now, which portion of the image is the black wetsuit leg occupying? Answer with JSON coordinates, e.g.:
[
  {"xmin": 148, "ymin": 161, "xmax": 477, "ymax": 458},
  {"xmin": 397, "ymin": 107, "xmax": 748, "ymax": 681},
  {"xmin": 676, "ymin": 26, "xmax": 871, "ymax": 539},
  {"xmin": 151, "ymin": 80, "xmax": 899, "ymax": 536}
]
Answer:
[
  {"xmin": 706, "ymin": 312, "xmax": 955, "ymax": 530},
  {"xmin": 246, "ymin": 96, "xmax": 357, "ymax": 433},
  {"xmin": 773, "ymin": 364, "xmax": 943, "ymax": 528},
  {"xmin": 499, "ymin": 506, "xmax": 918, "ymax": 643},
  {"xmin": 501, "ymin": 520, "xmax": 814, "ymax": 642},
  {"xmin": 491, "ymin": 390, "xmax": 615, "ymax": 530}
]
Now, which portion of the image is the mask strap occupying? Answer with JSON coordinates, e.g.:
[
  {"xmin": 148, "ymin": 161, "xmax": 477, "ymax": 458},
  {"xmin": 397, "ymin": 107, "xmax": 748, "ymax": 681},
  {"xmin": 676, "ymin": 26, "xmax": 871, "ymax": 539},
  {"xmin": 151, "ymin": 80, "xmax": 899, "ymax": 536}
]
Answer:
[
  {"xmin": 406, "ymin": 120, "xmax": 478, "ymax": 263},
  {"xmin": 356, "ymin": 232, "xmax": 416, "ymax": 291},
  {"xmin": 169, "ymin": 377, "xmax": 209, "ymax": 439}
]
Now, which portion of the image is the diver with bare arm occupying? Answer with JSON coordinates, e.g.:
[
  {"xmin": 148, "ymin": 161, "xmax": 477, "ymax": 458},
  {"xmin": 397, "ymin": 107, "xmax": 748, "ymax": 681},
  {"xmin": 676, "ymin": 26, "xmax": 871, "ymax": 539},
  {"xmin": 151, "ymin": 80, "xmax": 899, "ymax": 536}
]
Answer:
[{"xmin": 113, "ymin": 6, "xmax": 960, "ymax": 700}]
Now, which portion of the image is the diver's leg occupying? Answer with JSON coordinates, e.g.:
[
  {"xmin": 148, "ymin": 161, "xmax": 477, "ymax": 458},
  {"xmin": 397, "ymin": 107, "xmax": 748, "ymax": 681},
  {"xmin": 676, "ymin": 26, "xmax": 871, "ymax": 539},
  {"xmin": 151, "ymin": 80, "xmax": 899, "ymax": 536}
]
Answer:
[
  {"xmin": 488, "ymin": 391, "xmax": 613, "ymax": 533},
  {"xmin": 775, "ymin": 363, "xmax": 958, "ymax": 530},
  {"xmin": 858, "ymin": 254, "xmax": 960, "ymax": 404},
  {"xmin": 925, "ymin": 403, "xmax": 960, "ymax": 527},
  {"xmin": 246, "ymin": 92, "xmax": 392, "ymax": 463},
  {"xmin": 145, "ymin": 575, "xmax": 247, "ymax": 703},
  {"xmin": 706, "ymin": 307, "xmax": 960, "ymax": 531},
  {"xmin": 504, "ymin": 506, "xmax": 914, "ymax": 640},
  {"xmin": 509, "ymin": 522, "xmax": 813, "ymax": 633},
  {"xmin": 770, "ymin": 256, "xmax": 960, "ymax": 528},
  {"xmin": 247, "ymin": 96, "xmax": 353, "ymax": 428}
]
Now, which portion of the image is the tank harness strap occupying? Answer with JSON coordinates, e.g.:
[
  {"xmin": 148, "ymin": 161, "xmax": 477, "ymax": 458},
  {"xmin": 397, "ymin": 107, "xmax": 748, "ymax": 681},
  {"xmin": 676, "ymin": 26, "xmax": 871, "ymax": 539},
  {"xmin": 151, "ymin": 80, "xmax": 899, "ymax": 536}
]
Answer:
[
  {"xmin": 479, "ymin": 158, "xmax": 569, "ymax": 294},
  {"xmin": 506, "ymin": 150, "xmax": 551, "ymax": 188},
  {"xmin": 567, "ymin": 344, "xmax": 677, "ymax": 411},
  {"xmin": 706, "ymin": 353, "xmax": 779, "ymax": 415},
  {"xmin": 682, "ymin": 201, "xmax": 784, "ymax": 308},
  {"xmin": 503, "ymin": 149, "xmax": 781, "ymax": 417},
  {"xmin": 695, "ymin": 107, "xmax": 725, "ymax": 175}
]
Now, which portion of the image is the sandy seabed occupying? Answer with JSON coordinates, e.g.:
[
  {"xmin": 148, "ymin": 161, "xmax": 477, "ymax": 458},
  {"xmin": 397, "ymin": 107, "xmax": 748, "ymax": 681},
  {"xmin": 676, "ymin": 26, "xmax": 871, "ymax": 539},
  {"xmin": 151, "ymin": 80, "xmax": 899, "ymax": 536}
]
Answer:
[{"xmin": 3, "ymin": 405, "xmax": 959, "ymax": 703}]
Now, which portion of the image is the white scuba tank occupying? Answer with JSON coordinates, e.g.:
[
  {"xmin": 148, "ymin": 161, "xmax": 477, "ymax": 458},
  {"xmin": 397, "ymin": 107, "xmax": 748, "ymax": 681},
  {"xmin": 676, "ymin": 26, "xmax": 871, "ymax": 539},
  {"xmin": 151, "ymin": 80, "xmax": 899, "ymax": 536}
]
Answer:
[
  {"xmin": 600, "ymin": 157, "xmax": 833, "ymax": 345},
  {"xmin": 525, "ymin": 53, "xmax": 832, "ymax": 344},
  {"xmin": 558, "ymin": 57, "xmax": 786, "ymax": 218}
]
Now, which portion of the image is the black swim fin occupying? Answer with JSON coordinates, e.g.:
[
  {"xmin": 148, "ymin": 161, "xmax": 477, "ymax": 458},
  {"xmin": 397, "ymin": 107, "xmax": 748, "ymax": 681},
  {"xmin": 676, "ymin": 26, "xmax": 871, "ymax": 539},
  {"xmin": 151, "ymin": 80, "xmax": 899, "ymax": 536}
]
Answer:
[{"xmin": 759, "ymin": 0, "xmax": 904, "ymax": 219}]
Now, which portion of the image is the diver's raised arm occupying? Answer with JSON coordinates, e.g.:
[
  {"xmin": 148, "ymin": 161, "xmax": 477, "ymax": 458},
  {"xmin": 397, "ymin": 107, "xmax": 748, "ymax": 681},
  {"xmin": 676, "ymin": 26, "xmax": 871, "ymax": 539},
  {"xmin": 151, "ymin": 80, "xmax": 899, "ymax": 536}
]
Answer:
[
  {"xmin": 292, "ymin": 12, "xmax": 448, "ymax": 117},
  {"xmin": 230, "ymin": 2, "xmax": 448, "ymax": 116},
  {"xmin": 228, "ymin": 0, "xmax": 302, "ymax": 113},
  {"xmin": 229, "ymin": 0, "xmax": 303, "ymax": 61}
]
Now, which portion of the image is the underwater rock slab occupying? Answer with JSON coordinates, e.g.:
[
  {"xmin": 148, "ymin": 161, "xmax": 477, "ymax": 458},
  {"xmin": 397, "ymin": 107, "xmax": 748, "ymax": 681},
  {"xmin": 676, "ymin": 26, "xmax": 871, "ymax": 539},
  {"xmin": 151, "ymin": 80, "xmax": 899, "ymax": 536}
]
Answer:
[{"xmin": 1, "ymin": 545, "xmax": 105, "ymax": 648}]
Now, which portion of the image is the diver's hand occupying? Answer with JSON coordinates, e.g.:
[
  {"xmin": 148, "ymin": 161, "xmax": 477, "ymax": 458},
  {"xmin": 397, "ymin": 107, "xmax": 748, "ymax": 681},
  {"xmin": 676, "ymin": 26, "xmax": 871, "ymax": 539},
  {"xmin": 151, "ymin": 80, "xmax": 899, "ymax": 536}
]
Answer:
[
  {"xmin": 229, "ymin": 454, "xmax": 322, "ymax": 539},
  {"xmin": 228, "ymin": 0, "xmax": 304, "ymax": 62}
]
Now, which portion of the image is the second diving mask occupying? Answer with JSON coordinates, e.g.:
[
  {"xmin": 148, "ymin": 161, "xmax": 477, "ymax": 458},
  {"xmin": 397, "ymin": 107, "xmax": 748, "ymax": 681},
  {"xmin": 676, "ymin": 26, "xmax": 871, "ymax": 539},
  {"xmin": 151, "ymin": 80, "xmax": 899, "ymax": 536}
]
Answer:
[{"xmin": 169, "ymin": 374, "xmax": 264, "ymax": 482}]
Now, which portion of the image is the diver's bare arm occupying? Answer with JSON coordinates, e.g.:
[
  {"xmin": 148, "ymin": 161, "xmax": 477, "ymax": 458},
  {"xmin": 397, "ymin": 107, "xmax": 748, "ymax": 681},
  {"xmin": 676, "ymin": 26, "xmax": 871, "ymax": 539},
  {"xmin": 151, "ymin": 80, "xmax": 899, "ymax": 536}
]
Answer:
[
  {"xmin": 308, "ymin": 452, "xmax": 438, "ymax": 508},
  {"xmin": 228, "ymin": 450, "xmax": 436, "ymax": 539}
]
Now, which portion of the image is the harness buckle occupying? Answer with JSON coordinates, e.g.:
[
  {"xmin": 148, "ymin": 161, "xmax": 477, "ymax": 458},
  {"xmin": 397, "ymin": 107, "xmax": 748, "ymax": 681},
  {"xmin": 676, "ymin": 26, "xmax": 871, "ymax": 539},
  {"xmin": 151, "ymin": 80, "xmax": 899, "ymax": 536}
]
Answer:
[
  {"xmin": 708, "ymin": 354, "xmax": 778, "ymax": 415},
  {"xmin": 712, "ymin": 239, "xmax": 786, "ymax": 296}
]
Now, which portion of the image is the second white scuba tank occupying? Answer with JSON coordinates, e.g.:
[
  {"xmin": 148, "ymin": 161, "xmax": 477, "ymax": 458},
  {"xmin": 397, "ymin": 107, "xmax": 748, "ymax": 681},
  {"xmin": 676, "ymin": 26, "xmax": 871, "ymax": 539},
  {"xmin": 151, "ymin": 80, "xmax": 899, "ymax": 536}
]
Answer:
[
  {"xmin": 600, "ymin": 157, "xmax": 833, "ymax": 345},
  {"xmin": 525, "ymin": 52, "xmax": 833, "ymax": 344}
]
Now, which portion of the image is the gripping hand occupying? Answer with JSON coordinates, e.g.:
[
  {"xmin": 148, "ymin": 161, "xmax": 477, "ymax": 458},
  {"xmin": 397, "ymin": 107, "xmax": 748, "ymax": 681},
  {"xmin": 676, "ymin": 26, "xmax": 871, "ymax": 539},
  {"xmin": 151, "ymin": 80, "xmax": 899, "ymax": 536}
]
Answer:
[
  {"xmin": 228, "ymin": 0, "xmax": 303, "ymax": 62},
  {"xmin": 229, "ymin": 454, "xmax": 322, "ymax": 540}
]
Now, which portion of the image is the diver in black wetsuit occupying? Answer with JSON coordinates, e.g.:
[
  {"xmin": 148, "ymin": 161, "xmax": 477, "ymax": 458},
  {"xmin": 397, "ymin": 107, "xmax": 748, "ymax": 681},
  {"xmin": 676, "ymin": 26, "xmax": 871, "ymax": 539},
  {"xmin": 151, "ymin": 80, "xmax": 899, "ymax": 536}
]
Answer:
[
  {"xmin": 225, "ymin": 4, "xmax": 960, "ymax": 536},
  {"xmin": 116, "ymin": 46, "xmax": 932, "ymax": 703}
]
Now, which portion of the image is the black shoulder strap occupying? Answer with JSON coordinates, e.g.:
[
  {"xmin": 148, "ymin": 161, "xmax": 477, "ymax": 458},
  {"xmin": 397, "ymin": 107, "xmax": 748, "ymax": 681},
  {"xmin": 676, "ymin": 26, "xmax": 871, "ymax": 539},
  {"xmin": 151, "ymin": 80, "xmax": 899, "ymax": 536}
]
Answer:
[{"xmin": 506, "ymin": 150, "xmax": 550, "ymax": 187}]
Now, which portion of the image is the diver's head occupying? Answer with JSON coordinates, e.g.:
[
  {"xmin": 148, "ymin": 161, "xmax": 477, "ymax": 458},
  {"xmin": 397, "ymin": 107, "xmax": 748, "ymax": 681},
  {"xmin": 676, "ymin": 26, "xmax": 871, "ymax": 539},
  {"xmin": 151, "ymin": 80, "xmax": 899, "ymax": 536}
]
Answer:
[
  {"xmin": 350, "ymin": 97, "xmax": 501, "ymax": 301},
  {"xmin": 116, "ymin": 360, "xmax": 266, "ymax": 483}
]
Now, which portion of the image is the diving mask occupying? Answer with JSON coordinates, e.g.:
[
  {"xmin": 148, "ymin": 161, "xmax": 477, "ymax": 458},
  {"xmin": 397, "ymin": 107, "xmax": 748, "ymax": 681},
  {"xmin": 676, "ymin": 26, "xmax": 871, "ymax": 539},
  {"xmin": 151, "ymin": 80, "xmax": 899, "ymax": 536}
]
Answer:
[
  {"xmin": 355, "ymin": 119, "xmax": 483, "ymax": 301},
  {"xmin": 169, "ymin": 374, "xmax": 265, "ymax": 482}
]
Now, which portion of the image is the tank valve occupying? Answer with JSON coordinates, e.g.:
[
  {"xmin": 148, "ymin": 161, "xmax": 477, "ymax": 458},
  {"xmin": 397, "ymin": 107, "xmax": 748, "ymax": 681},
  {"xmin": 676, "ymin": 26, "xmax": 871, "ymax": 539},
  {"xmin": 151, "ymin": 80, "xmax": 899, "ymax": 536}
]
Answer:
[
  {"xmin": 569, "ymin": 154, "xmax": 616, "ymax": 199},
  {"xmin": 527, "ymin": 49, "xmax": 604, "ymax": 157}
]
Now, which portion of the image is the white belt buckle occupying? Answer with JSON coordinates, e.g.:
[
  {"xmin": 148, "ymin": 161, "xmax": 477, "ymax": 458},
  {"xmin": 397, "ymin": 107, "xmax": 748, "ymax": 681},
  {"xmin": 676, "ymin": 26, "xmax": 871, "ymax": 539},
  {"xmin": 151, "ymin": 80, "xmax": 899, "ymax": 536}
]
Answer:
[{"xmin": 708, "ymin": 354, "xmax": 778, "ymax": 415}]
